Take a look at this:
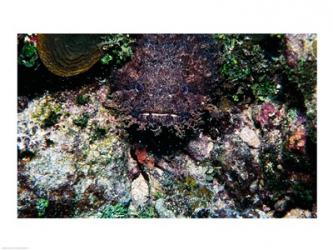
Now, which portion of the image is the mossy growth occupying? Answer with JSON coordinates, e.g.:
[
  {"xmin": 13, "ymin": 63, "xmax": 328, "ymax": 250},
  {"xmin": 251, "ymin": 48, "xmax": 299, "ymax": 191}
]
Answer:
[
  {"xmin": 73, "ymin": 113, "xmax": 89, "ymax": 128},
  {"xmin": 153, "ymin": 191, "xmax": 164, "ymax": 200},
  {"xmin": 137, "ymin": 205, "xmax": 157, "ymax": 218},
  {"xmin": 281, "ymin": 57, "xmax": 317, "ymax": 143},
  {"xmin": 44, "ymin": 111, "xmax": 61, "ymax": 127},
  {"xmin": 159, "ymin": 173, "xmax": 213, "ymax": 216},
  {"xmin": 99, "ymin": 203, "xmax": 129, "ymax": 218},
  {"xmin": 100, "ymin": 34, "xmax": 135, "ymax": 66},
  {"xmin": 31, "ymin": 96, "xmax": 62, "ymax": 128},
  {"xmin": 90, "ymin": 126, "xmax": 107, "ymax": 142},
  {"xmin": 36, "ymin": 198, "xmax": 49, "ymax": 218},
  {"xmin": 76, "ymin": 94, "xmax": 90, "ymax": 105},
  {"xmin": 283, "ymin": 58, "xmax": 316, "ymax": 103},
  {"xmin": 18, "ymin": 42, "xmax": 39, "ymax": 68},
  {"xmin": 181, "ymin": 176, "xmax": 198, "ymax": 191},
  {"xmin": 177, "ymin": 176, "xmax": 213, "ymax": 214},
  {"xmin": 205, "ymin": 164, "xmax": 219, "ymax": 182},
  {"xmin": 286, "ymin": 108, "xmax": 299, "ymax": 123},
  {"xmin": 251, "ymin": 79, "xmax": 278, "ymax": 102},
  {"xmin": 84, "ymin": 135, "xmax": 119, "ymax": 166},
  {"xmin": 179, "ymin": 176, "xmax": 212, "ymax": 197},
  {"xmin": 214, "ymin": 34, "xmax": 283, "ymax": 104},
  {"xmin": 259, "ymin": 145, "xmax": 288, "ymax": 202}
]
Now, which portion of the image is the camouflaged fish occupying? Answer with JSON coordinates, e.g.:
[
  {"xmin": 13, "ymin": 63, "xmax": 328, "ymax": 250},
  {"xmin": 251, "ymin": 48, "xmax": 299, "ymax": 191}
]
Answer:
[{"xmin": 37, "ymin": 34, "xmax": 222, "ymax": 136}]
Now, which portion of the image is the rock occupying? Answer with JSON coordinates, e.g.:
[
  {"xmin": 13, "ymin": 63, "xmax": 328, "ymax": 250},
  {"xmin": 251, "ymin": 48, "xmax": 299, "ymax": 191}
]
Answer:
[
  {"xmin": 17, "ymin": 188, "xmax": 37, "ymax": 217},
  {"xmin": 255, "ymin": 209, "xmax": 273, "ymax": 218},
  {"xmin": 127, "ymin": 149, "xmax": 140, "ymax": 181},
  {"xmin": 284, "ymin": 208, "xmax": 312, "ymax": 218},
  {"xmin": 148, "ymin": 169, "xmax": 163, "ymax": 198},
  {"xmin": 211, "ymin": 195, "xmax": 240, "ymax": 218},
  {"xmin": 17, "ymin": 85, "xmax": 133, "ymax": 217},
  {"xmin": 155, "ymin": 199, "xmax": 176, "ymax": 218},
  {"xmin": 128, "ymin": 165, "xmax": 140, "ymax": 181},
  {"xmin": 159, "ymin": 172, "xmax": 214, "ymax": 217},
  {"xmin": 81, "ymin": 138, "xmax": 131, "ymax": 204},
  {"xmin": 186, "ymin": 134, "xmax": 214, "ymax": 161},
  {"xmin": 24, "ymin": 149, "xmax": 76, "ymax": 197},
  {"xmin": 183, "ymin": 154, "xmax": 208, "ymax": 184},
  {"xmin": 212, "ymin": 134, "xmax": 260, "ymax": 209},
  {"xmin": 192, "ymin": 208, "xmax": 215, "ymax": 218},
  {"xmin": 238, "ymin": 126, "xmax": 260, "ymax": 148},
  {"xmin": 285, "ymin": 34, "xmax": 317, "ymax": 67},
  {"xmin": 214, "ymin": 208, "xmax": 240, "ymax": 218},
  {"xmin": 249, "ymin": 180, "xmax": 258, "ymax": 193},
  {"xmin": 17, "ymin": 112, "xmax": 47, "ymax": 156},
  {"xmin": 266, "ymin": 129, "xmax": 282, "ymax": 145},
  {"xmin": 18, "ymin": 96, "xmax": 29, "ymax": 112},
  {"xmin": 274, "ymin": 196, "xmax": 291, "ymax": 213},
  {"xmin": 131, "ymin": 174, "xmax": 149, "ymax": 207}
]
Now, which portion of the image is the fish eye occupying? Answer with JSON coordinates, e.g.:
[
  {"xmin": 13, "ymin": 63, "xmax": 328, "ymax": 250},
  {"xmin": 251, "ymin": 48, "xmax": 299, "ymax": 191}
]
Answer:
[{"xmin": 135, "ymin": 82, "xmax": 144, "ymax": 93}]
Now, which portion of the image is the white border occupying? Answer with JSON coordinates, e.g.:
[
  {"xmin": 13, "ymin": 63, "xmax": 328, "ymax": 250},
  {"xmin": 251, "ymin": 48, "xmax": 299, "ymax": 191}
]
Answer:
[{"xmin": 1, "ymin": 0, "xmax": 332, "ymax": 249}]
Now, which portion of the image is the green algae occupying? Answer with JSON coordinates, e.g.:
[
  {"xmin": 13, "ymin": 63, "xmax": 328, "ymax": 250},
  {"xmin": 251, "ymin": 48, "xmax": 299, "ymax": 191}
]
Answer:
[
  {"xmin": 76, "ymin": 94, "xmax": 90, "ymax": 105},
  {"xmin": 99, "ymin": 203, "xmax": 129, "ymax": 218},
  {"xmin": 36, "ymin": 198, "xmax": 49, "ymax": 217},
  {"xmin": 73, "ymin": 113, "xmax": 89, "ymax": 128},
  {"xmin": 31, "ymin": 96, "xmax": 62, "ymax": 128},
  {"xmin": 165, "ymin": 176, "xmax": 213, "ymax": 216},
  {"xmin": 90, "ymin": 126, "xmax": 107, "ymax": 142}
]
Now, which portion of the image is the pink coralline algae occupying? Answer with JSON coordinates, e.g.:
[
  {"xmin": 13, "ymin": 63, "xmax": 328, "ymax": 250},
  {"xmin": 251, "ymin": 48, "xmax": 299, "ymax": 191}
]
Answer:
[{"xmin": 255, "ymin": 102, "xmax": 279, "ymax": 129}]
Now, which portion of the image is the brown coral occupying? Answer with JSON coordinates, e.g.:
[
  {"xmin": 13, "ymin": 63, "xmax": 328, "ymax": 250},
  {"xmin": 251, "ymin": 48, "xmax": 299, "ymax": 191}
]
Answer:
[{"xmin": 37, "ymin": 34, "xmax": 103, "ymax": 77}]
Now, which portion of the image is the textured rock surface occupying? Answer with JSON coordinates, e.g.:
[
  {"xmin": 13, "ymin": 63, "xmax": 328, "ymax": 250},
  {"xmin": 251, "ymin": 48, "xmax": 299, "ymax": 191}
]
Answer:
[
  {"xmin": 186, "ymin": 134, "xmax": 214, "ymax": 161},
  {"xmin": 284, "ymin": 208, "xmax": 313, "ymax": 218},
  {"xmin": 285, "ymin": 34, "xmax": 317, "ymax": 67},
  {"xmin": 24, "ymin": 149, "xmax": 76, "ymax": 196},
  {"xmin": 238, "ymin": 126, "xmax": 261, "ymax": 148},
  {"xmin": 131, "ymin": 174, "xmax": 149, "ymax": 208},
  {"xmin": 17, "ymin": 83, "xmax": 131, "ymax": 217},
  {"xmin": 17, "ymin": 82, "xmax": 316, "ymax": 218},
  {"xmin": 155, "ymin": 199, "xmax": 176, "ymax": 218}
]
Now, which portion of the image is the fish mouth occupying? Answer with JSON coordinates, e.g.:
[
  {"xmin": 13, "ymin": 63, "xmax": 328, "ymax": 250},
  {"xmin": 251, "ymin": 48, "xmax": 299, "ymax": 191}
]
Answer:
[
  {"xmin": 134, "ymin": 112, "xmax": 188, "ymax": 127},
  {"xmin": 140, "ymin": 112, "xmax": 180, "ymax": 118}
]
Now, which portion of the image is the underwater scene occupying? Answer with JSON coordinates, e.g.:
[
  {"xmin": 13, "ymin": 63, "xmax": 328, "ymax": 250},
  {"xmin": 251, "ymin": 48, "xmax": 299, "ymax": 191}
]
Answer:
[{"xmin": 17, "ymin": 34, "xmax": 317, "ymax": 218}]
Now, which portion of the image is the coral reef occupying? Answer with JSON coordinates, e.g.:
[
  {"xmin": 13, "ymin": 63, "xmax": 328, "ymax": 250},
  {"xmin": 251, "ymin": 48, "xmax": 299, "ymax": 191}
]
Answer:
[{"xmin": 17, "ymin": 34, "xmax": 316, "ymax": 218}]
